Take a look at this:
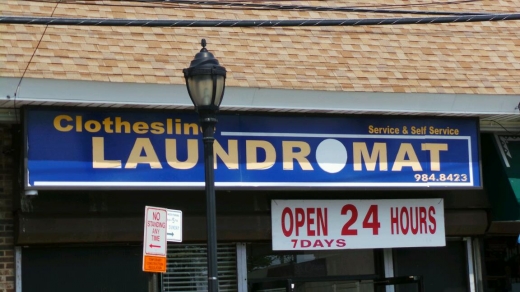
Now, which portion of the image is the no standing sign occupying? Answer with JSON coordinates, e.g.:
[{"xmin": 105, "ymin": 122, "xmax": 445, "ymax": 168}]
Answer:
[{"xmin": 143, "ymin": 206, "xmax": 167, "ymax": 273}]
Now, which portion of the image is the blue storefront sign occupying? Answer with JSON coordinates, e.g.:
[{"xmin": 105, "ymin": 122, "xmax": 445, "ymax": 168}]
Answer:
[{"xmin": 24, "ymin": 108, "xmax": 481, "ymax": 189}]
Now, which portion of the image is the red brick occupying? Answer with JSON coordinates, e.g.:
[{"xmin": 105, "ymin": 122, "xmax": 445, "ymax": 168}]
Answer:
[{"xmin": 0, "ymin": 126, "xmax": 14, "ymax": 292}]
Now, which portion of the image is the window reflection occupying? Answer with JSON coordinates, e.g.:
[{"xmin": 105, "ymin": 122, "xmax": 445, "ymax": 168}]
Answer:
[{"xmin": 247, "ymin": 243, "xmax": 376, "ymax": 292}]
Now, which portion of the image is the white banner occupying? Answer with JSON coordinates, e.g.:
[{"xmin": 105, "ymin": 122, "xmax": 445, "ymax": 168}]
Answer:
[{"xmin": 271, "ymin": 199, "xmax": 445, "ymax": 250}]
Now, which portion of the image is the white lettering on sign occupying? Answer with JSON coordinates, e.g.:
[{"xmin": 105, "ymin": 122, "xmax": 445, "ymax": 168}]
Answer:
[
  {"xmin": 143, "ymin": 206, "xmax": 167, "ymax": 256},
  {"xmin": 271, "ymin": 199, "xmax": 445, "ymax": 250}
]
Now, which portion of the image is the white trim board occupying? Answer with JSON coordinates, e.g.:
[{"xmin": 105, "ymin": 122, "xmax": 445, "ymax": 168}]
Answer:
[{"xmin": 1, "ymin": 77, "xmax": 520, "ymax": 117}]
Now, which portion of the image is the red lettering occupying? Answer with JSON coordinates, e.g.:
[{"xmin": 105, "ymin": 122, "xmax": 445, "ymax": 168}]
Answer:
[
  {"xmin": 391, "ymin": 206, "xmax": 437, "ymax": 236},
  {"xmin": 410, "ymin": 207, "xmax": 419, "ymax": 235},
  {"xmin": 307, "ymin": 208, "xmax": 315, "ymax": 236},
  {"xmin": 419, "ymin": 207, "xmax": 427, "ymax": 234},
  {"xmin": 288, "ymin": 239, "xmax": 349, "ymax": 249},
  {"xmin": 400, "ymin": 207, "xmax": 409, "ymax": 235},
  {"xmin": 301, "ymin": 239, "xmax": 311, "ymax": 248},
  {"xmin": 152, "ymin": 211, "xmax": 160, "ymax": 221},
  {"xmin": 289, "ymin": 239, "xmax": 349, "ymax": 248},
  {"xmin": 428, "ymin": 206, "xmax": 437, "ymax": 234},
  {"xmin": 282, "ymin": 208, "xmax": 293, "ymax": 237},
  {"xmin": 341, "ymin": 204, "xmax": 358, "ymax": 235},
  {"xmin": 391, "ymin": 207, "xmax": 399, "ymax": 234},
  {"xmin": 282, "ymin": 207, "xmax": 328, "ymax": 238},
  {"xmin": 313, "ymin": 239, "xmax": 324, "ymax": 248},
  {"xmin": 295, "ymin": 208, "xmax": 305, "ymax": 236},
  {"xmin": 317, "ymin": 208, "xmax": 328, "ymax": 236},
  {"xmin": 362, "ymin": 205, "xmax": 381, "ymax": 235},
  {"xmin": 336, "ymin": 239, "xmax": 346, "ymax": 247}
]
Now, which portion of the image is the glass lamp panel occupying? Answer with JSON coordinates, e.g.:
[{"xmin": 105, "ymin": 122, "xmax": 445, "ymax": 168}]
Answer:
[
  {"xmin": 187, "ymin": 75, "xmax": 214, "ymax": 106},
  {"xmin": 213, "ymin": 75, "xmax": 225, "ymax": 106}
]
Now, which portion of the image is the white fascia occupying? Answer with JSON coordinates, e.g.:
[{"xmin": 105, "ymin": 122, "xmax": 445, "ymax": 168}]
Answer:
[{"xmin": 1, "ymin": 77, "xmax": 519, "ymax": 117}]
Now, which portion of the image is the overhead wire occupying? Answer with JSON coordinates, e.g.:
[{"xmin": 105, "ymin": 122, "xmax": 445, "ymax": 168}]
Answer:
[
  {"xmin": 487, "ymin": 120, "xmax": 520, "ymax": 135},
  {"xmin": 24, "ymin": 0, "xmax": 483, "ymax": 10},
  {"xmin": 1, "ymin": 13, "xmax": 519, "ymax": 27},
  {"xmin": 23, "ymin": 0, "xmax": 492, "ymax": 16},
  {"xmin": 144, "ymin": 0, "xmax": 492, "ymax": 16},
  {"xmin": 4, "ymin": 1, "xmax": 519, "ymax": 85},
  {"xmin": 3, "ymin": 0, "xmax": 519, "ymax": 117}
]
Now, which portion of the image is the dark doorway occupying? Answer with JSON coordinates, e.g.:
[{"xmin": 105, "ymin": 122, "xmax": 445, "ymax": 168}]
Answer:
[
  {"xmin": 22, "ymin": 245, "xmax": 148, "ymax": 292},
  {"xmin": 393, "ymin": 240, "xmax": 469, "ymax": 292}
]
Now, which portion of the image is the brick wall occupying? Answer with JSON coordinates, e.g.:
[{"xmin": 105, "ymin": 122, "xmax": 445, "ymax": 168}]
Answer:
[{"xmin": 0, "ymin": 125, "xmax": 14, "ymax": 292}]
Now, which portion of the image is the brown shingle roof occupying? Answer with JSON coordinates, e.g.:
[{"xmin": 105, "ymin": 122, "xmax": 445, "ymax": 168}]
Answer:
[{"xmin": 1, "ymin": 0, "xmax": 520, "ymax": 94}]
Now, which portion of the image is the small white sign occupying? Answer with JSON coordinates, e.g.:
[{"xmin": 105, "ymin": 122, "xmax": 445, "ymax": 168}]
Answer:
[
  {"xmin": 271, "ymin": 199, "xmax": 445, "ymax": 250},
  {"xmin": 167, "ymin": 209, "xmax": 183, "ymax": 242},
  {"xmin": 143, "ymin": 206, "xmax": 167, "ymax": 256}
]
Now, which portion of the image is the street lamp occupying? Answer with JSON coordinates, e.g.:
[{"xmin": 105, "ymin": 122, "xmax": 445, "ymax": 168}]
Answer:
[{"xmin": 183, "ymin": 39, "xmax": 226, "ymax": 292}]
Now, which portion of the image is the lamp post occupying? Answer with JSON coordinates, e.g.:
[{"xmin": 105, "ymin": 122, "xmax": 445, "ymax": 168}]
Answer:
[{"xmin": 183, "ymin": 39, "xmax": 226, "ymax": 292}]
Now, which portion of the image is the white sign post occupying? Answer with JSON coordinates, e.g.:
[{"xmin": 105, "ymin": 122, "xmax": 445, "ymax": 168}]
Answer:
[
  {"xmin": 271, "ymin": 199, "xmax": 445, "ymax": 250},
  {"xmin": 143, "ymin": 206, "xmax": 167, "ymax": 272},
  {"xmin": 167, "ymin": 209, "xmax": 183, "ymax": 242}
]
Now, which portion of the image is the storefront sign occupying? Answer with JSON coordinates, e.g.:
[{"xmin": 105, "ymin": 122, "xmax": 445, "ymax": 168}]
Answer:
[
  {"xmin": 143, "ymin": 206, "xmax": 167, "ymax": 273},
  {"xmin": 24, "ymin": 108, "xmax": 480, "ymax": 189},
  {"xmin": 271, "ymin": 199, "xmax": 445, "ymax": 250}
]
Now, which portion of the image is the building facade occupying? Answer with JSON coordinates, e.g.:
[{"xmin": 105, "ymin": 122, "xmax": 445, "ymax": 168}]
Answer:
[
  {"xmin": 17, "ymin": 106, "xmax": 486, "ymax": 292},
  {"xmin": 2, "ymin": 1, "xmax": 520, "ymax": 292}
]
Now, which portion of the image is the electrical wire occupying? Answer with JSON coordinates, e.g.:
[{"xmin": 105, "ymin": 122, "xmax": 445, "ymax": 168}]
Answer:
[
  {"xmin": 487, "ymin": 120, "xmax": 520, "ymax": 135},
  {"xmin": 147, "ymin": 0, "xmax": 493, "ymax": 16},
  {"xmin": 12, "ymin": 1, "xmax": 61, "ymax": 119},
  {"xmin": 25, "ymin": 0, "xmax": 484, "ymax": 10},
  {"xmin": 23, "ymin": 0, "xmax": 492, "ymax": 16},
  {"xmin": 1, "ymin": 13, "xmax": 519, "ymax": 27}
]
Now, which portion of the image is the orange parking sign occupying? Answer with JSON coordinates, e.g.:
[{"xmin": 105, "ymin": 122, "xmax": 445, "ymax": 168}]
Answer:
[{"xmin": 143, "ymin": 255, "xmax": 167, "ymax": 273}]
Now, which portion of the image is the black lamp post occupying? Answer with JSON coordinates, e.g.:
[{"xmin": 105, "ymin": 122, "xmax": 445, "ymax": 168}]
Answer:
[{"xmin": 183, "ymin": 39, "xmax": 226, "ymax": 292}]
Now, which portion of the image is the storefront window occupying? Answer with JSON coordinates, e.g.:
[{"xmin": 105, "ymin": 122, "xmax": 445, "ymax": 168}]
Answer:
[
  {"xmin": 164, "ymin": 244, "xmax": 238, "ymax": 292},
  {"xmin": 393, "ymin": 240, "xmax": 468, "ymax": 292},
  {"xmin": 484, "ymin": 236, "xmax": 520, "ymax": 292},
  {"xmin": 246, "ymin": 243, "xmax": 377, "ymax": 292}
]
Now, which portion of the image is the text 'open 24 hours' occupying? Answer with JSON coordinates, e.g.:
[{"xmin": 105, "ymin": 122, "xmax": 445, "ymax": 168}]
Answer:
[{"xmin": 271, "ymin": 199, "xmax": 445, "ymax": 250}]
